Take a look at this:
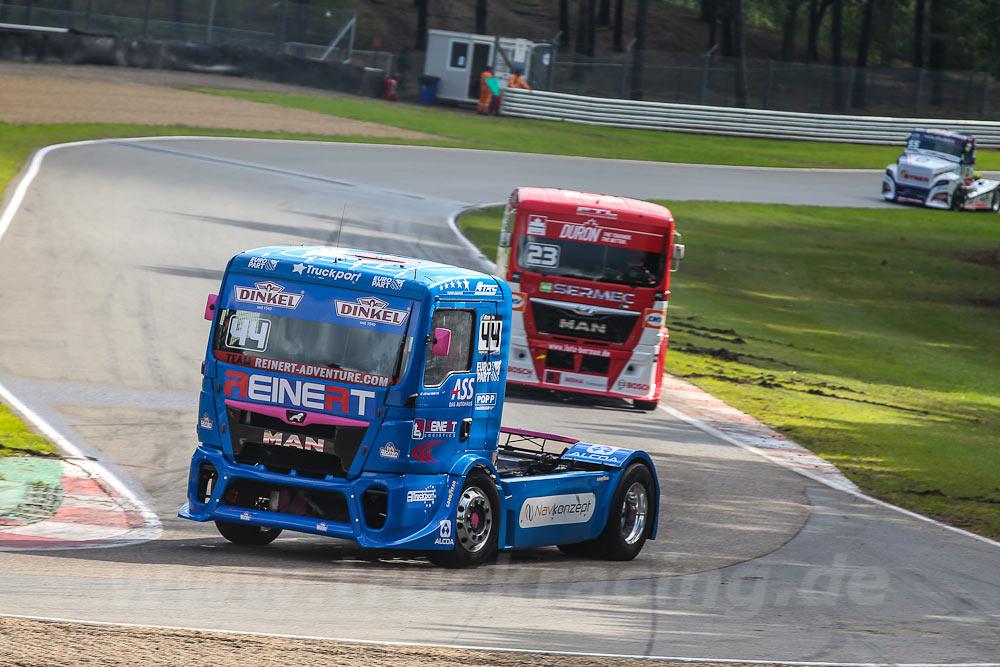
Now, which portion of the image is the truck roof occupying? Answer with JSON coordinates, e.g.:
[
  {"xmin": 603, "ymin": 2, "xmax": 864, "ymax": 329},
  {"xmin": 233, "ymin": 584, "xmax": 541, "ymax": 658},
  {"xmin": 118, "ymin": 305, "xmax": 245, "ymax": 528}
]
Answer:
[
  {"xmin": 232, "ymin": 246, "xmax": 505, "ymax": 301},
  {"xmin": 514, "ymin": 187, "xmax": 674, "ymax": 230},
  {"xmin": 910, "ymin": 128, "xmax": 974, "ymax": 142}
]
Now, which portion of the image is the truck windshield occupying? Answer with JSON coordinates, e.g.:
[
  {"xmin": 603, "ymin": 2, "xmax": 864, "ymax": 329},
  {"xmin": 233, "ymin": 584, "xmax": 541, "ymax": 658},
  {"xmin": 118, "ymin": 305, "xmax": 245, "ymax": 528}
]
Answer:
[
  {"xmin": 517, "ymin": 235, "xmax": 664, "ymax": 287},
  {"xmin": 212, "ymin": 309, "xmax": 412, "ymax": 386},
  {"xmin": 909, "ymin": 132, "xmax": 964, "ymax": 159}
]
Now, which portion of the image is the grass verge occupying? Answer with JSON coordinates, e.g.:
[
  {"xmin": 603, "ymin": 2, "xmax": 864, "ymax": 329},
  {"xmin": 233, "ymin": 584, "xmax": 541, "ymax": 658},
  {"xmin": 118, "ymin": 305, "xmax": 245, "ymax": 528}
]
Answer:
[
  {"xmin": 0, "ymin": 404, "xmax": 57, "ymax": 458},
  {"xmin": 459, "ymin": 203, "xmax": 1000, "ymax": 539},
  {"xmin": 197, "ymin": 88, "xmax": 1000, "ymax": 170}
]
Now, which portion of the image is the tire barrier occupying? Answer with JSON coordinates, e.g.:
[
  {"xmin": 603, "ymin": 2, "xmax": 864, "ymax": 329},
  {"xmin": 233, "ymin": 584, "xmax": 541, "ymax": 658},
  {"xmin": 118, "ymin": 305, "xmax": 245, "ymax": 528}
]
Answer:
[
  {"xmin": 500, "ymin": 88, "xmax": 1000, "ymax": 148},
  {"xmin": 0, "ymin": 26, "xmax": 382, "ymax": 97}
]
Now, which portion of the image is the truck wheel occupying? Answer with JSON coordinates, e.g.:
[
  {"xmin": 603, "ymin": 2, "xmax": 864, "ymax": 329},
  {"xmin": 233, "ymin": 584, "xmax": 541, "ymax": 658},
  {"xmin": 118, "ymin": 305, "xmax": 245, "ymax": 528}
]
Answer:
[
  {"xmin": 595, "ymin": 463, "xmax": 655, "ymax": 561},
  {"xmin": 634, "ymin": 399, "xmax": 659, "ymax": 411},
  {"xmin": 951, "ymin": 188, "xmax": 967, "ymax": 211},
  {"xmin": 991, "ymin": 190, "xmax": 1000, "ymax": 213},
  {"xmin": 428, "ymin": 471, "xmax": 499, "ymax": 568},
  {"xmin": 214, "ymin": 520, "xmax": 281, "ymax": 546}
]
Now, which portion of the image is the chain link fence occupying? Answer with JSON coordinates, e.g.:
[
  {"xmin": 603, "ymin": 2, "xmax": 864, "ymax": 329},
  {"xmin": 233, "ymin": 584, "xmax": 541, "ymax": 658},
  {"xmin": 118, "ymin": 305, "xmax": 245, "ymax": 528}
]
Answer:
[
  {"xmin": 0, "ymin": 0, "xmax": 355, "ymax": 55},
  {"xmin": 553, "ymin": 49, "xmax": 999, "ymax": 121}
]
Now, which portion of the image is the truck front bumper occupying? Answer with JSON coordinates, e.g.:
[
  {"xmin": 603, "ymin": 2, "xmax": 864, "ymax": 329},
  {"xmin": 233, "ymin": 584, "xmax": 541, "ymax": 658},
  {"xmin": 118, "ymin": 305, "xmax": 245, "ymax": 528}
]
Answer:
[{"xmin": 179, "ymin": 445, "xmax": 460, "ymax": 550}]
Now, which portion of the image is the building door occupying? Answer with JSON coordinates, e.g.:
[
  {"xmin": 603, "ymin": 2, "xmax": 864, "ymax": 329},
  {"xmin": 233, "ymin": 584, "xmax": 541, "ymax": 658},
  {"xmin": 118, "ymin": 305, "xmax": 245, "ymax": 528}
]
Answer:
[{"xmin": 468, "ymin": 42, "xmax": 493, "ymax": 100}]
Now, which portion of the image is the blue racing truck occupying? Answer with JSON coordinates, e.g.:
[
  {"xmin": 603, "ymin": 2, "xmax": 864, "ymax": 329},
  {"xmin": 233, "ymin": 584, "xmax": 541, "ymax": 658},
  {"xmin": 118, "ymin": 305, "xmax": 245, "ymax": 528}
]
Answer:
[{"xmin": 180, "ymin": 246, "xmax": 659, "ymax": 567}]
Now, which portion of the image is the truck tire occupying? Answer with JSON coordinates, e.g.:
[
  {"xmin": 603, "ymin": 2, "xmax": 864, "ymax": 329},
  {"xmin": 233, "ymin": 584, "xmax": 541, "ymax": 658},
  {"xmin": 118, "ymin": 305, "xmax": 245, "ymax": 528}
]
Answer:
[
  {"xmin": 634, "ymin": 399, "xmax": 659, "ymax": 411},
  {"xmin": 594, "ymin": 463, "xmax": 655, "ymax": 561},
  {"xmin": 215, "ymin": 520, "xmax": 282, "ymax": 546},
  {"xmin": 991, "ymin": 190, "xmax": 1000, "ymax": 213},
  {"xmin": 951, "ymin": 187, "xmax": 967, "ymax": 211},
  {"xmin": 428, "ymin": 470, "xmax": 499, "ymax": 568}
]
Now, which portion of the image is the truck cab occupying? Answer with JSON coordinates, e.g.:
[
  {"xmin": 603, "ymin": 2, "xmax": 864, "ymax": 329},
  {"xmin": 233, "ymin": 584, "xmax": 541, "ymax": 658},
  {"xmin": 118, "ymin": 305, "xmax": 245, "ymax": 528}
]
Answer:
[{"xmin": 181, "ymin": 246, "xmax": 659, "ymax": 567}]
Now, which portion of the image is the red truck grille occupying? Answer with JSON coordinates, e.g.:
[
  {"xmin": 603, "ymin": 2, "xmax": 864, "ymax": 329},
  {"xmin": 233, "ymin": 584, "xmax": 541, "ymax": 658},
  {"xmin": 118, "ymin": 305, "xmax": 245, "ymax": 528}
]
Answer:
[{"xmin": 531, "ymin": 301, "xmax": 638, "ymax": 344}]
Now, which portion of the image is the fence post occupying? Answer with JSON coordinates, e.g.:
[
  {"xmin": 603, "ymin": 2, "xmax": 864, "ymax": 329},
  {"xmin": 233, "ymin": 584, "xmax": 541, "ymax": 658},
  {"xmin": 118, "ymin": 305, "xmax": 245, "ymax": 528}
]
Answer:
[
  {"xmin": 914, "ymin": 68, "xmax": 924, "ymax": 117},
  {"xmin": 276, "ymin": 0, "xmax": 289, "ymax": 52},
  {"xmin": 980, "ymin": 72, "xmax": 989, "ymax": 121},
  {"xmin": 762, "ymin": 60, "xmax": 773, "ymax": 109},
  {"xmin": 206, "ymin": 0, "xmax": 217, "ymax": 44},
  {"xmin": 700, "ymin": 44, "xmax": 717, "ymax": 105},
  {"xmin": 25, "ymin": 0, "xmax": 33, "ymax": 25},
  {"xmin": 620, "ymin": 38, "xmax": 636, "ymax": 99},
  {"xmin": 142, "ymin": 0, "xmax": 152, "ymax": 37}
]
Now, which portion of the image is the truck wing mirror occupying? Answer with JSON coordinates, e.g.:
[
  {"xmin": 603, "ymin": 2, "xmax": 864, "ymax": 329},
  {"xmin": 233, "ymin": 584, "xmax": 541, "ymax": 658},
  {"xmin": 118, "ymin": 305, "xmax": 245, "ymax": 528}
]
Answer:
[
  {"xmin": 204, "ymin": 294, "xmax": 218, "ymax": 321},
  {"xmin": 673, "ymin": 244, "xmax": 685, "ymax": 261},
  {"xmin": 431, "ymin": 328, "xmax": 452, "ymax": 356}
]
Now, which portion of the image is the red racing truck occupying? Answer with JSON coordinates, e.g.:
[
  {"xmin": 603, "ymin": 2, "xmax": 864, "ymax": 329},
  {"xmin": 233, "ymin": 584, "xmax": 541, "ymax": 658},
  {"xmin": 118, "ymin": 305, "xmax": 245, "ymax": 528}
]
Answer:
[{"xmin": 496, "ymin": 187, "xmax": 684, "ymax": 410}]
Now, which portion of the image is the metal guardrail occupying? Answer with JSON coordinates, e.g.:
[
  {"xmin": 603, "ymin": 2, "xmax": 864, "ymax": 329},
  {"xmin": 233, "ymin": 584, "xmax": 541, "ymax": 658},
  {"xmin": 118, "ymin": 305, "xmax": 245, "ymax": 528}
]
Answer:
[{"xmin": 500, "ymin": 89, "xmax": 1000, "ymax": 148}]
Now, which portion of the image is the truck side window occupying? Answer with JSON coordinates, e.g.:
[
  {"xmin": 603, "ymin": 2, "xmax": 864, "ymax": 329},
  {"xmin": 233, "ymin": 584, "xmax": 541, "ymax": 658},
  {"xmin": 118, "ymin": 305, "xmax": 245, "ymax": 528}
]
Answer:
[{"xmin": 423, "ymin": 309, "xmax": 474, "ymax": 387}]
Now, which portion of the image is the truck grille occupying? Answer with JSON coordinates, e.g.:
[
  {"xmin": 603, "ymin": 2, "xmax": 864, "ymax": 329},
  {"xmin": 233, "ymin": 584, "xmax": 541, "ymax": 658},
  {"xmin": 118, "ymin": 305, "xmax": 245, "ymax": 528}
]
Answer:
[
  {"xmin": 227, "ymin": 407, "xmax": 365, "ymax": 479},
  {"xmin": 531, "ymin": 301, "xmax": 638, "ymax": 344}
]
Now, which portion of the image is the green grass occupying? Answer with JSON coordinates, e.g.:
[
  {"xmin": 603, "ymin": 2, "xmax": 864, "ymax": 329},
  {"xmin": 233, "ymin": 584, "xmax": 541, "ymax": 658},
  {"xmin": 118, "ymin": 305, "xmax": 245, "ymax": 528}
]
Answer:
[
  {"xmin": 199, "ymin": 89, "xmax": 1000, "ymax": 170},
  {"xmin": 0, "ymin": 404, "xmax": 57, "ymax": 458},
  {"xmin": 459, "ymin": 203, "xmax": 1000, "ymax": 538}
]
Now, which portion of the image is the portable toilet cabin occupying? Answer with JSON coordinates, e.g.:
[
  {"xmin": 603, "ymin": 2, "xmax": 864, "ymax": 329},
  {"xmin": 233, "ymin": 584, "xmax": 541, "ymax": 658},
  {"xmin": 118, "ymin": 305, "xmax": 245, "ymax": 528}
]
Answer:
[{"xmin": 422, "ymin": 28, "xmax": 551, "ymax": 105}]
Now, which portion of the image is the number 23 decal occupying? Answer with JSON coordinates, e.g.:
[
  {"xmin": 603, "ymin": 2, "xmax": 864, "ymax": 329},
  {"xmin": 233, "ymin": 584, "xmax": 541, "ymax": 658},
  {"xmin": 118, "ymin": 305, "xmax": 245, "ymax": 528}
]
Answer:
[{"xmin": 478, "ymin": 314, "xmax": 502, "ymax": 354}]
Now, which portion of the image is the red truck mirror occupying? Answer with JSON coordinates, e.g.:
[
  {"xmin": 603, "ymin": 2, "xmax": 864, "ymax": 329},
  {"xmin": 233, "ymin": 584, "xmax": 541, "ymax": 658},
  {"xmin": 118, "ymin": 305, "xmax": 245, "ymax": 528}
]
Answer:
[
  {"xmin": 431, "ymin": 328, "xmax": 452, "ymax": 356},
  {"xmin": 204, "ymin": 294, "xmax": 218, "ymax": 321}
]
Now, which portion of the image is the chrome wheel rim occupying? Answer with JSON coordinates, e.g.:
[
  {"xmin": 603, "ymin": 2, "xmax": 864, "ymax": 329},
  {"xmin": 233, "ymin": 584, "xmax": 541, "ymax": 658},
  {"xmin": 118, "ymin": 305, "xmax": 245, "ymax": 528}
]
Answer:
[
  {"xmin": 456, "ymin": 486, "xmax": 493, "ymax": 553},
  {"xmin": 620, "ymin": 482, "xmax": 648, "ymax": 545}
]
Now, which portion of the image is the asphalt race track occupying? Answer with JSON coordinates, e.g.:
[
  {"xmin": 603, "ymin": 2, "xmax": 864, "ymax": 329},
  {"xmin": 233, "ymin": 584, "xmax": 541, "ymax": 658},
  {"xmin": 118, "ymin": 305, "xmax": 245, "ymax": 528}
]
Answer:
[{"xmin": 0, "ymin": 139, "xmax": 998, "ymax": 662}]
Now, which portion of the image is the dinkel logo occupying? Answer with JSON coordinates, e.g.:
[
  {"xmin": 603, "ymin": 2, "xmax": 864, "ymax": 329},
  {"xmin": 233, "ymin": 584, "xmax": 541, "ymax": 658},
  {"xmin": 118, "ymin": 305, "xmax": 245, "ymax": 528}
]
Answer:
[
  {"xmin": 234, "ymin": 281, "xmax": 303, "ymax": 309},
  {"xmin": 335, "ymin": 296, "xmax": 408, "ymax": 326}
]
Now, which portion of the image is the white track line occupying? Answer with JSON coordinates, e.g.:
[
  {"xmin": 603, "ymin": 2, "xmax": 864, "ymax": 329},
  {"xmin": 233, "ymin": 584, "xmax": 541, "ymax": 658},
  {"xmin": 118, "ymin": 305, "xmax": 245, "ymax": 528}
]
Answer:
[
  {"xmin": 0, "ymin": 140, "xmax": 162, "ymax": 543},
  {"xmin": 2, "ymin": 613, "xmax": 997, "ymax": 667}
]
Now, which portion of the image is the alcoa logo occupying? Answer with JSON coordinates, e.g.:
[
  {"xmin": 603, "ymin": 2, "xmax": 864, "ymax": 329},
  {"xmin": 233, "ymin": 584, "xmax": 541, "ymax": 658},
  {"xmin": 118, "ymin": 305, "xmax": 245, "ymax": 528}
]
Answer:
[
  {"xmin": 435, "ymin": 519, "xmax": 454, "ymax": 545},
  {"xmin": 234, "ymin": 281, "xmax": 303, "ymax": 309}
]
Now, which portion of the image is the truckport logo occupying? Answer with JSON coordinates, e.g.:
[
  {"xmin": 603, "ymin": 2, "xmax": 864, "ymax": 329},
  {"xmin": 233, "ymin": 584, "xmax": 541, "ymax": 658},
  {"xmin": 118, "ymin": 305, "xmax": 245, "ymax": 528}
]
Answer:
[
  {"xmin": 407, "ymin": 487, "xmax": 437, "ymax": 504},
  {"xmin": 247, "ymin": 257, "xmax": 279, "ymax": 271},
  {"xmin": 371, "ymin": 275, "xmax": 405, "ymax": 290},
  {"xmin": 412, "ymin": 419, "xmax": 458, "ymax": 439},
  {"xmin": 234, "ymin": 281, "xmax": 303, "ymax": 309},
  {"xmin": 335, "ymin": 296, "xmax": 408, "ymax": 326},
  {"xmin": 518, "ymin": 493, "xmax": 596, "ymax": 528},
  {"xmin": 291, "ymin": 263, "xmax": 363, "ymax": 283},
  {"xmin": 435, "ymin": 519, "xmax": 454, "ymax": 545}
]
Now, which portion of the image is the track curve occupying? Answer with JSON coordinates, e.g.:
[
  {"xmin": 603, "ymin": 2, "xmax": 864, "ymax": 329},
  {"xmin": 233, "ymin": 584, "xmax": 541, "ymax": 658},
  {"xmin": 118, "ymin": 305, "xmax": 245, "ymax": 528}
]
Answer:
[{"xmin": 0, "ymin": 139, "xmax": 997, "ymax": 662}]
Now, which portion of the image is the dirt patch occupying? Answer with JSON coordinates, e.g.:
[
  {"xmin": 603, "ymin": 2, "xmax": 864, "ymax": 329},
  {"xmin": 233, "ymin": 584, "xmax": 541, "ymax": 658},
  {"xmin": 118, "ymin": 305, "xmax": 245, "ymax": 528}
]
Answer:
[
  {"xmin": 955, "ymin": 248, "xmax": 1000, "ymax": 271},
  {"xmin": 0, "ymin": 62, "xmax": 437, "ymax": 139},
  {"xmin": 0, "ymin": 616, "xmax": 790, "ymax": 667}
]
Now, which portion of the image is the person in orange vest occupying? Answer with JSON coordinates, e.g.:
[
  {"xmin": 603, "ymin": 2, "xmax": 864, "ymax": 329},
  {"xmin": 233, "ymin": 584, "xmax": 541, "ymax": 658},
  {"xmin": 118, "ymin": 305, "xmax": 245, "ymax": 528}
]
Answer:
[
  {"xmin": 477, "ymin": 65, "xmax": 494, "ymax": 114},
  {"xmin": 508, "ymin": 69, "xmax": 531, "ymax": 90}
]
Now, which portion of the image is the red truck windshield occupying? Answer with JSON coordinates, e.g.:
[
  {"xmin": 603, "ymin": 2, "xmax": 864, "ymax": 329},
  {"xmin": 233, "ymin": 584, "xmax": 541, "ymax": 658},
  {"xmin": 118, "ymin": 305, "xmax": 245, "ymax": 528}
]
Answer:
[{"xmin": 516, "ymin": 236, "xmax": 664, "ymax": 287}]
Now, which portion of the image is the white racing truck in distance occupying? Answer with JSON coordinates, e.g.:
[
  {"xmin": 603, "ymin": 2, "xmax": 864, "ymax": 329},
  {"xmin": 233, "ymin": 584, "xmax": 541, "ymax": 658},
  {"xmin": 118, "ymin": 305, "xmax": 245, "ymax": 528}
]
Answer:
[{"xmin": 882, "ymin": 128, "xmax": 1000, "ymax": 212}]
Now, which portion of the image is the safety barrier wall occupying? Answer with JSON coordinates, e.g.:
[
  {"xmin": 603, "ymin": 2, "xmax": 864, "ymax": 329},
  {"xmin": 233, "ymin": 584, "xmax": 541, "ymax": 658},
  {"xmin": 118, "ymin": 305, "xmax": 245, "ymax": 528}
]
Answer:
[{"xmin": 500, "ymin": 88, "xmax": 1000, "ymax": 148}]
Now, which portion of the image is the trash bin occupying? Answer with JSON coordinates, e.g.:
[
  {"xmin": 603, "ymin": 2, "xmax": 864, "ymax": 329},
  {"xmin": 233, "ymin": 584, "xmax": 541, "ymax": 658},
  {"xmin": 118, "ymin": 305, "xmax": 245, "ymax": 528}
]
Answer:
[{"xmin": 418, "ymin": 75, "xmax": 440, "ymax": 105}]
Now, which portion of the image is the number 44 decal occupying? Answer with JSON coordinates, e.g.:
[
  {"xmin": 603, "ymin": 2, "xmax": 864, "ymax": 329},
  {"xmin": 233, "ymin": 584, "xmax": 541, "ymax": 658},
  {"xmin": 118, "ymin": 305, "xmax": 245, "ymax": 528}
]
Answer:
[{"xmin": 478, "ymin": 314, "xmax": 502, "ymax": 354}]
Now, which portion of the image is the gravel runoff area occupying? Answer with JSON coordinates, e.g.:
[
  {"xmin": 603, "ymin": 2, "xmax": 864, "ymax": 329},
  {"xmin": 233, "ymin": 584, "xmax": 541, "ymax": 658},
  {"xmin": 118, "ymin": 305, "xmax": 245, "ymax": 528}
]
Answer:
[
  {"xmin": 0, "ymin": 62, "xmax": 436, "ymax": 138},
  {"xmin": 0, "ymin": 62, "xmax": 798, "ymax": 666},
  {"xmin": 0, "ymin": 616, "xmax": 801, "ymax": 667}
]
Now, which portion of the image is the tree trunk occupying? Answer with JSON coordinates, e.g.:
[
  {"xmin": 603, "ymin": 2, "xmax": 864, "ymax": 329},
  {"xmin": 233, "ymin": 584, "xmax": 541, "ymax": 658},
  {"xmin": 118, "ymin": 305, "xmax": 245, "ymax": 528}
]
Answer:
[
  {"xmin": 913, "ymin": 0, "xmax": 925, "ymax": 68},
  {"xmin": 631, "ymin": 0, "xmax": 648, "ymax": 99},
  {"xmin": 928, "ymin": 0, "xmax": 945, "ymax": 105},
  {"xmin": 613, "ymin": 0, "xmax": 624, "ymax": 51},
  {"xmin": 806, "ymin": 0, "xmax": 831, "ymax": 63},
  {"xmin": 559, "ymin": 0, "xmax": 570, "ymax": 45},
  {"xmin": 475, "ymin": 0, "xmax": 487, "ymax": 34},
  {"xmin": 731, "ymin": 0, "xmax": 749, "ymax": 107},
  {"xmin": 851, "ymin": 0, "xmax": 876, "ymax": 107},
  {"xmin": 700, "ymin": 0, "xmax": 718, "ymax": 22},
  {"xmin": 831, "ymin": 0, "xmax": 843, "ymax": 108},
  {"xmin": 781, "ymin": 0, "xmax": 800, "ymax": 62},
  {"xmin": 414, "ymin": 0, "xmax": 429, "ymax": 50},
  {"xmin": 597, "ymin": 0, "xmax": 610, "ymax": 26}
]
